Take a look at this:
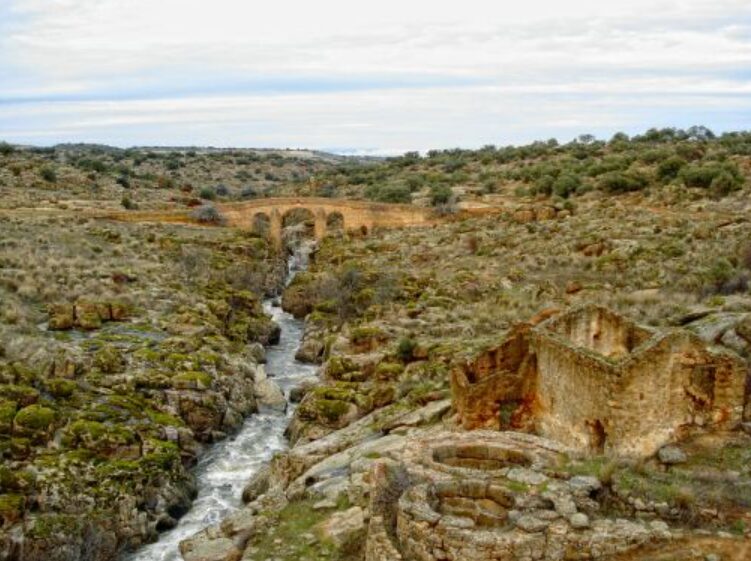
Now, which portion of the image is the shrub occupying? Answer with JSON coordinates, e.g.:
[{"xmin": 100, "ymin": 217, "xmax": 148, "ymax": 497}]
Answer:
[
  {"xmin": 120, "ymin": 195, "xmax": 137, "ymax": 210},
  {"xmin": 156, "ymin": 175, "xmax": 175, "ymax": 189},
  {"xmin": 365, "ymin": 184, "xmax": 411, "ymax": 204},
  {"xmin": 215, "ymin": 184, "xmax": 229, "ymax": 196},
  {"xmin": 116, "ymin": 175, "xmax": 131, "ymax": 188},
  {"xmin": 552, "ymin": 173, "xmax": 581, "ymax": 198},
  {"xmin": 597, "ymin": 170, "xmax": 649, "ymax": 193},
  {"xmin": 710, "ymin": 171, "xmax": 743, "ymax": 197},
  {"xmin": 240, "ymin": 187, "xmax": 258, "ymax": 199},
  {"xmin": 429, "ymin": 184, "xmax": 453, "ymax": 206},
  {"xmin": 199, "ymin": 187, "xmax": 216, "ymax": 200},
  {"xmin": 656, "ymin": 156, "xmax": 687, "ymax": 182},
  {"xmin": 39, "ymin": 167, "xmax": 57, "ymax": 183},
  {"xmin": 680, "ymin": 162, "xmax": 743, "ymax": 191},
  {"xmin": 534, "ymin": 175, "xmax": 555, "ymax": 196},
  {"xmin": 396, "ymin": 337, "xmax": 417, "ymax": 363},
  {"xmin": 191, "ymin": 205, "xmax": 226, "ymax": 225},
  {"xmin": 0, "ymin": 142, "xmax": 14, "ymax": 156}
]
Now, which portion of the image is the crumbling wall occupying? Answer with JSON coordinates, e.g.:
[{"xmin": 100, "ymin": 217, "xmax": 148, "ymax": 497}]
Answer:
[
  {"xmin": 543, "ymin": 305, "xmax": 652, "ymax": 359},
  {"xmin": 451, "ymin": 326, "xmax": 536, "ymax": 430},
  {"xmin": 531, "ymin": 331, "xmax": 616, "ymax": 453},
  {"xmin": 452, "ymin": 305, "xmax": 749, "ymax": 458}
]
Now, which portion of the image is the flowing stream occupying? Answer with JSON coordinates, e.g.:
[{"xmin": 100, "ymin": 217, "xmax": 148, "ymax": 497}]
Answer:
[{"xmin": 126, "ymin": 247, "xmax": 317, "ymax": 561}]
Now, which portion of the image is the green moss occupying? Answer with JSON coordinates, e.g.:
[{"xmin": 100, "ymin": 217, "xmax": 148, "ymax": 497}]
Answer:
[
  {"xmin": 172, "ymin": 370, "xmax": 212, "ymax": 389},
  {"xmin": 349, "ymin": 326, "xmax": 387, "ymax": 345},
  {"xmin": 93, "ymin": 344, "xmax": 124, "ymax": 373},
  {"xmin": 247, "ymin": 499, "xmax": 336, "ymax": 561},
  {"xmin": 0, "ymin": 400, "xmax": 17, "ymax": 434},
  {"xmin": 0, "ymin": 466, "xmax": 34, "ymax": 492},
  {"xmin": 146, "ymin": 409, "xmax": 185, "ymax": 427},
  {"xmin": 13, "ymin": 404, "xmax": 55, "ymax": 431},
  {"xmin": 375, "ymin": 362, "xmax": 404, "ymax": 380},
  {"xmin": 45, "ymin": 378, "xmax": 78, "ymax": 398},
  {"xmin": 0, "ymin": 384, "xmax": 39, "ymax": 407},
  {"xmin": 0, "ymin": 494, "xmax": 25, "ymax": 519},
  {"xmin": 27, "ymin": 514, "xmax": 82, "ymax": 539}
]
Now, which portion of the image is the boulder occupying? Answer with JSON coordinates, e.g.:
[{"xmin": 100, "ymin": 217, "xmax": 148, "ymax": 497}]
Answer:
[
  {"xmin": 289, "ymin": 376, "xmax": 320, "ymax": 404},
  {"xmin": 657, "ymin": 445, "xmax": 687, "ymax": 465},
  {"xmin": 47, "ymin": 303, "xmax": 75, "ymax": 330},
  {"xmin": 253, "ymin": 367, "xmax": 286, "ymax": 412},
  {"xmin": 180, "ymin": 537, "xmax": 241, "ymax": 561},
  {"xmin": 75, "ymin": 299, "xmax": 103, "ymax": 330},
  {"xmin": 315, "ymin": 506, "xmax": 365, "ymax": 547},
  {"xmin": 569, "ymin": 512, "xmax": 590, "ymax": 529},
  {"xmin": 242, "ymin": 465, "xmax": 271, "ymax": 503}
]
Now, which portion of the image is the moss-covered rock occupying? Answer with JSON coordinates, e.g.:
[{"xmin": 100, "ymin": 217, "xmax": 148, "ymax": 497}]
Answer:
[
  {"xmin": 45, "ymin": 378, "xmax": 78, "ymax": 398},
  {"xmin": 93, "ymin": 344, "xmax": 125, "ymax": 374},
  {"xmin": 0, "ymin": 493, "xmax": 25, "ymax": 526},
  {"xmin": 0, "ymin": 400, "xmax": 18, "ymax": 434},
  {"xmin": 0, "ymin": 384, "xmax": 39, "ymax": 407},
  {"xmin": 13, "ymin": 404, "xmax": 55, "ymax": 440},
  {"xmin": 64, "ymin": 419, "xmax": 139, "ymax": 459},
  {"xmin": 47, "ymin": 303, "xmax": 75, "ymax": 330},
  {"xmin": 172, "ymin": 371, "xmax": 213, "ymax": 390},
  {"xmin": 75, "ymin": 299, "xmax": 103, "ymax": 330}
]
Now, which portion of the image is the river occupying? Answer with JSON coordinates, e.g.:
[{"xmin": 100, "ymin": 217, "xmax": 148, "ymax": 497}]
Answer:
[{"xmin": 125, "ymin": 247, "xmax": 317, "ymax": 561}]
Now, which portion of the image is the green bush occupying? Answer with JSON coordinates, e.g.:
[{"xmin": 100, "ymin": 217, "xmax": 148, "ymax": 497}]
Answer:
[
  {"xmin": 710, "ymin": 171, "xmax": 743, "ymax": 197},
  {"xmin": 396, "ymin": 337, "xmax": 417, "ymax": 362},
  {"xmin": 199, "ymin": 186, "xmax": 216, "ymax": 200},
  {"xmin": 552, "ymin": 174, "xmax": 581, "ymax": 198},
  {"xmin": 39, "ymin": 167, "xmax": 57, "ymax": 183},
  {"xmin": 429, "ymin": 184, "xmax": 453, "ymax": 206},
  {"xmin": 0, "ymin": 142, "xmax": 14, "ymax": 156},
  {"xmin": 656, "ymin": 156, "xmax": 687, "ymax": 182},
  {"xmin": 120, "ymin": 195, "xmax": 137, "ymax": 210},
  {"xmin": 365, "ymin": 184, "xmax": 412, "ymax": 203},
  {"xmin": 680, "ymin": 162, "xmax": 743, "ymax": 191},
  {"xmin": 598, "ymin": 170, "xmax": 649, "ymax": 193}
]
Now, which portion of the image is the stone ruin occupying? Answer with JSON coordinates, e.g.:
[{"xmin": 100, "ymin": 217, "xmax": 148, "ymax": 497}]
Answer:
[
  {"xmin": 365, "ymin": 431, "xmax": 672, "ymax": 561},
  {"xmin": 452, "ymin": 305, "xmax": 747, "ymax": 457}
]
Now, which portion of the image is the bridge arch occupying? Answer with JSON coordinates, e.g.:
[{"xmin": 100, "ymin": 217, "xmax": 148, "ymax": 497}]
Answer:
[
  {"xmin": 326, "ymin": 211, "xmax": 345, "ymax": 235},
  {"xmin": 215, "ymin": 197, "xmax": 436, "ymax": 250},
  {"xmin": 250, "ymin": 212, "xmax": 270, "ymax": 236}
]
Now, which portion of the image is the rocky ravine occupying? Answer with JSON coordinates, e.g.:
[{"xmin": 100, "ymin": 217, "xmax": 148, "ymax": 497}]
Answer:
[{"xmin": 0, "ymin": 218, "xmax": 288, "ymax": 561}]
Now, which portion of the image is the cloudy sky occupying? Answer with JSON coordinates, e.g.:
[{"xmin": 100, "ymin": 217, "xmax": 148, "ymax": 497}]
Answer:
[{"xmin": 1, "ymin": 0, "xmax": 750, "ymax": 153}]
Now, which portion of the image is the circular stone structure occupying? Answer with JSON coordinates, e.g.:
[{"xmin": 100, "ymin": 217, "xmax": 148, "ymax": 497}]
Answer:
[
  {"xmin": 402, "ymin": 430, "xmax": 568, "ymax": 480},
  {"xmin": 366, "ymin": 431, "xmax": 673, "ymax": 561},
  {"xmin": 396, "ymin": 480, "xmax": 668, "ymax": 561}
]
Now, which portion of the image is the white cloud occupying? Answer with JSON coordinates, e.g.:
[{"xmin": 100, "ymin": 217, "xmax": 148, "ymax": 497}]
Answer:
[{"xmin": 1, "ymin": 0, "xmax": 750, "ymax": 149}]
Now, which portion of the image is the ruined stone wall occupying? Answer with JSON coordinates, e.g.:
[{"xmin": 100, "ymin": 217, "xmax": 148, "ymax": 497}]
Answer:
[
  {"xmin": 451, "ymin": 326, "xmax": 536, "ymax": 430},
  {"xmin": 610, "ymin": 334, "xmax": 695, "ymax": 456},
  {"xmin": 531, "ymin": 332, "xmax": 618, "ymax": 453},
  {"xmin": 543, "ymin": 306, "xmax": 652, "ymax": 359}
]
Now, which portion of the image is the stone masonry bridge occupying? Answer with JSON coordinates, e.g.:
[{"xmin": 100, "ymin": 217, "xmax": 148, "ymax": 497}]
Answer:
[{"xmin": 104, "ymin": 197, "xmax": 438, "ymax": 249}]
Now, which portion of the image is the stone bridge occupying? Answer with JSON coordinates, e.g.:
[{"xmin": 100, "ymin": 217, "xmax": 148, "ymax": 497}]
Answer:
[
  {"xmin": 104, "ymin": 197, "xmax": 438, "ymax": 249},
  {"xmin": 219, "ymin": 197, "xmax": 435, "ymax": 248}
]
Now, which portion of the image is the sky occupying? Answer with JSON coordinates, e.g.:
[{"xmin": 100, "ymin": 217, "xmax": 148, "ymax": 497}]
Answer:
[{"xmin": 0, "ymin": 0, "xmax": 750, "ymax": 154}]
